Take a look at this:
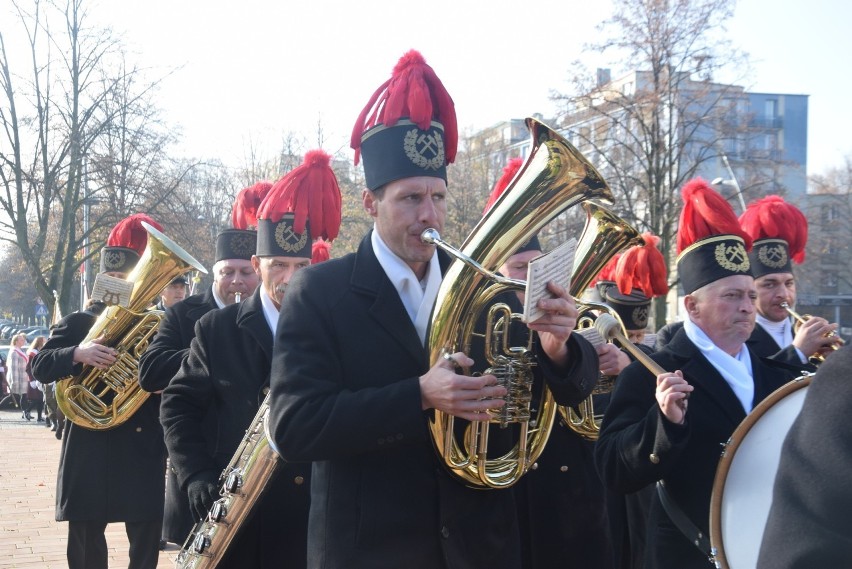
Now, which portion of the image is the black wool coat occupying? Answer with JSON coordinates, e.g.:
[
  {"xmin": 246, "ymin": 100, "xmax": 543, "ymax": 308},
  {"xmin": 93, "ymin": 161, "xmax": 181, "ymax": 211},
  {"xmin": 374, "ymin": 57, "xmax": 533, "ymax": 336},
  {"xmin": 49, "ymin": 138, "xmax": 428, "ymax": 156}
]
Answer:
[
  {"xmin": 160, "ymin": 287, "xmax": 310, "ymax": 569},
  {"xmin": 139, "ymin": 288, "xmax": 218, "ymax": 392},
  {"xmin": 139, "ymin": 287, "xmax": 220, "ymax": 544},
  {"xmin": 267, "ymin": 233, "xmax": 599, "ymax": 569},
  {"xmin": 31, "ymin": 306, "xmax": 166, "ymax": 522},
  {"xmin": 757, "ymin": 345, "xmax": 852, "ymax": 568},
  {"xmin": 595, "ymin": 327, "xmax": 796, "ymax": 569}
]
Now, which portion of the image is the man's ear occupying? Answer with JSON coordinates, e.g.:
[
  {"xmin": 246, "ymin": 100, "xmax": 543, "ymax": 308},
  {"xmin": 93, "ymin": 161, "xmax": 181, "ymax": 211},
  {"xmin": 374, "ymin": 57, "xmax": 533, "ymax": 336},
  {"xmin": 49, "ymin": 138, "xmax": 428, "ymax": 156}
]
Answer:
[
  {"xmin": 684, "ymin": 294, "xmax": 698, "ymax": 316},
  {"xmin": 362, "ymin": 189, "xmax": 377, "ymax": 216}
]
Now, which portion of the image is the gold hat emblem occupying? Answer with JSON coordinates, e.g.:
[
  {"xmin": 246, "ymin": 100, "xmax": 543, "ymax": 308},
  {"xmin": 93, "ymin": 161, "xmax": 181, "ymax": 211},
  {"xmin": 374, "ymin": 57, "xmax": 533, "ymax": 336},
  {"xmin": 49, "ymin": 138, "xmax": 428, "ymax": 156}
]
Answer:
[
  {"xmin": 230, "ymin": 232, "xmax": 255, "ymax": 257},
  {"xmin": 274, "ymin": 219, "xmax": 308, "ymax": 254},
  {"xmin": 104, "ymin": 250, "xmax": 127, "ymax": 270},
  {"xmin": 632, "ymin": 305, "xmax": 649, "ymax": 327},
  {"xmin": 403, "ymin": 128, "xmax": 445, "ymax": 171},
  {"xmin": 714, "ymin": 241, "xmax": 750, "ymax": 273},
  {"xmin": 757, "ymin": 243, "xmax": 788, "ymax": 269}
]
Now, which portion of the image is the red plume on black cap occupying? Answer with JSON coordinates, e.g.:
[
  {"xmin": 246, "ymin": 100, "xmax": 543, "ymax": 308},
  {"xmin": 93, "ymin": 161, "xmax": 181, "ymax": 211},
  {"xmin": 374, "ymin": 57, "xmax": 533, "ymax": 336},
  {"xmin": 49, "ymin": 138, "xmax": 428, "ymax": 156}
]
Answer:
[
  {"xmin": 312, "ymin": 239, "xmax": 331, "ymax": 264},
  {"xmin": 739, "ymin": 195, "xmax": 807, "ymax": 264},
  {"xmin": 107, "ymin": 213, "xmax": 162, "ymax": 256},
  {"xmin": 351, "ymin": 50, "xmax": 457, "ymax": 167},
  {"xmin": 676, "ymin": 178, "xmax": 753, "ymax": 294},
  {"xmin": 259, "ymin": 149, "xmax": 342, "ymax": 241},
  {"xmin": 615, "ymin": 233, "xmax": 668, "ymax": 298},
  {"xmin": 232, "ymin": 181, "xmax": 273, "ymax": 230}
]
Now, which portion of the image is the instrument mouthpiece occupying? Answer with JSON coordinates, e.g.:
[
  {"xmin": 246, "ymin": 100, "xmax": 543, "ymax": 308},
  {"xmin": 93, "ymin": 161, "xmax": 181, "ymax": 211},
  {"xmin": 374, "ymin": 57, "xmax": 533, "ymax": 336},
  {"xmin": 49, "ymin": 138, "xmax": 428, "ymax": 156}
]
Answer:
[
  {"xmin": 421, "ymin": 228, "xmax": 441, "ymax": 244},
  {"xmin": 594, "ymin": 313, "xmax": 620, "ymax": 341}
]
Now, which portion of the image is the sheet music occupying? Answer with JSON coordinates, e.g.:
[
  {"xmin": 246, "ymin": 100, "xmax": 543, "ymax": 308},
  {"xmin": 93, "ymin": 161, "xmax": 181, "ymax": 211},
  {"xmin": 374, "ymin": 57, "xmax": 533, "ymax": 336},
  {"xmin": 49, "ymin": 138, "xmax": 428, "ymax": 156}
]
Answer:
[
  {"xmin": 90, "ymin": 274, "xmax": 133, "ymax": 307},
  {"xmin": 522, "ymin": 238, "xmax": 577, "ymax": 323}
]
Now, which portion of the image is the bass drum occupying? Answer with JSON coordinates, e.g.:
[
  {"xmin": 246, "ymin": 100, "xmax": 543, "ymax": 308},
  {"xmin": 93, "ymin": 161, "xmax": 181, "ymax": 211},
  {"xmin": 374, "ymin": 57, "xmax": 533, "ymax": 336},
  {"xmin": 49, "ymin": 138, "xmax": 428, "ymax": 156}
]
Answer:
[{"xmin": 709, "ymin": 375, "xmax": 812, "ymax": 569}]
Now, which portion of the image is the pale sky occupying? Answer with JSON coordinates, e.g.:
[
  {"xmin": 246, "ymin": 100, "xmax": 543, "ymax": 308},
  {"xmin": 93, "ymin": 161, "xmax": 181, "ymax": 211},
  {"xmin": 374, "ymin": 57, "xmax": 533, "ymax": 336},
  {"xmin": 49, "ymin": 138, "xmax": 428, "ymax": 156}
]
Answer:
[{"xmin": 39, "ymin": 0, "xmax": 852, "ymax": 178}]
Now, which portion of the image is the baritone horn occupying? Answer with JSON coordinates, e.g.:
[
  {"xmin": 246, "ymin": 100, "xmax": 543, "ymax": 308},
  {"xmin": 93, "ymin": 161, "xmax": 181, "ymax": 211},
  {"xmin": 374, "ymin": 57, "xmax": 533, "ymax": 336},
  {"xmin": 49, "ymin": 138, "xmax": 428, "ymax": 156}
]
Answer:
[
  {"xmin": 423, "ymin": 117, "xmax": 617, "ymax": 489},
  {"xmin": 56, "ymin": 222, "xmax": 207, "ymax": 430},
  {"xmin": 781, "ymin": 301, "xmax": 845, "ymax": 363}
]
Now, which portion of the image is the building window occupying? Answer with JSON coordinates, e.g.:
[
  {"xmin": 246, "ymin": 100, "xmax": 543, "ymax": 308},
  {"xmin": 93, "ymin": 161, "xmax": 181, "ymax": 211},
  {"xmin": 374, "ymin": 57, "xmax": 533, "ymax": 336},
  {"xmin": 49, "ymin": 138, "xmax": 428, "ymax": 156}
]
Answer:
[
  {"xmin": 824, "ymin": 272, "xmax": 838, "ymax": 288},
  {"xmin": 822, "ymin": 204, "xmax": 840, "ymax": 224}
]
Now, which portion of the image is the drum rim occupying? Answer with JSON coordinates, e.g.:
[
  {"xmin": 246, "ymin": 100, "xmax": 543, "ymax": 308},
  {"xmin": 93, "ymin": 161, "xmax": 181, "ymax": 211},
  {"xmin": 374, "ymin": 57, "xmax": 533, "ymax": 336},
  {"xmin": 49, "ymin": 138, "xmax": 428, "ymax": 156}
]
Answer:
[{"xmin": 708, "ymin": 375, "xmax": 813, "ymax": 569}]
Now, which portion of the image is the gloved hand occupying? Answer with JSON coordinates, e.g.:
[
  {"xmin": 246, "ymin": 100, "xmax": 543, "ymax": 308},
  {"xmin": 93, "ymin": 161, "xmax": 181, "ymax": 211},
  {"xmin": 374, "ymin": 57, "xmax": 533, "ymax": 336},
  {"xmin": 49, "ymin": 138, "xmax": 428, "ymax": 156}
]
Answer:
[{"xmin": 186, "ymin": 470, "xmax": 220, "ymax": 520}]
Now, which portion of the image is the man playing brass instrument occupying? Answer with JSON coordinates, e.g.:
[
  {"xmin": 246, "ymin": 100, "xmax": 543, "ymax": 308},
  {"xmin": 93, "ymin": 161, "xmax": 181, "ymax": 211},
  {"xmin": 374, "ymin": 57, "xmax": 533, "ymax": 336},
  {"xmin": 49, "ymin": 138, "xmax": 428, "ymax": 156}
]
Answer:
[
  {"xmin": 740, "ymin": 195, "xmax": 841, "ymax": 366},
  {"xmin": 267, "ymin": 51, "xmax": 598, "ymax": 569},
  {"xmin": 160, "ymin": 151, "xmax": 341, "ymax": 568},
  {"xmin": 31, "ymin": 214, "xmax": 167, "ymax": 569},
  {"xmin": 139, "ymin": 184, "xmax": 266, "ymax": 548}
]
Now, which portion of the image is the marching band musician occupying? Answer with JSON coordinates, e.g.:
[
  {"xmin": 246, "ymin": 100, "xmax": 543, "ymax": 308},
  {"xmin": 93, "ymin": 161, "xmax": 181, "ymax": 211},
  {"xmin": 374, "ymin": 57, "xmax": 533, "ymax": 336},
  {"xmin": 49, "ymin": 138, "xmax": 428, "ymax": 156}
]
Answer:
[
  {"xmin": 485, "ymin": 159, "xmax": 614, "ymax": 569},
  {"xmin": 739, "ymin": 195, "xmax": 840, "ymax": 366},
  {"xmin": 138, "ymin": 183, "xmax": 267, "ymax": 548},
  {"xmin": 656, "ymin": 196, "xmax": 837, "ymax": 369},
  {"xmin": 31, "ymin": 214, "xmax": 167, "ymax": 569},
  {"xmin": 595, "ymin": 179, "xmax": 798, "ymax": 569},
  {"xmin": 159, "ymin": 151, "xmax": 341, "ymax": 569},
  {"xmin": 267, "ymin": 50, "xmax": 598, "ymax": 569}
]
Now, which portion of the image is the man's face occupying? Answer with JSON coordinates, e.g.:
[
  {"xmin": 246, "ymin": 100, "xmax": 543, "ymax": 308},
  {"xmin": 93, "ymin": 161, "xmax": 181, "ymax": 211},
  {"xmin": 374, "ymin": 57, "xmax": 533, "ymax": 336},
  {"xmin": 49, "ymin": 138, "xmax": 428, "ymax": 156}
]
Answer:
[
  {"xmin": 499, "ymin": 249, "xmax": 541, "ymax": 282},
  {"xmin": 252, "ymin": 255, "xmax": 310, "ymax": 308},
  {"xmin": 363, "ymin": 176, "xmax": 447, "ymax": 279},
  {"xmin": 626, "ymin": 329, "xmax": 646, "ymax": 345},
  {"xmin": 160, "ymin": 282, "xmax": 187, "ymax": 308},
  {"xmin": 213, "ymin": 259, "xmax": 259, "ymax": 305},
  {"xmin": 755, "ymin": 272, "xmax": 796, "ymax": 322},
  {"xmin": 686, "ymin": 275, "xmax": 757, "ymax": 351}
]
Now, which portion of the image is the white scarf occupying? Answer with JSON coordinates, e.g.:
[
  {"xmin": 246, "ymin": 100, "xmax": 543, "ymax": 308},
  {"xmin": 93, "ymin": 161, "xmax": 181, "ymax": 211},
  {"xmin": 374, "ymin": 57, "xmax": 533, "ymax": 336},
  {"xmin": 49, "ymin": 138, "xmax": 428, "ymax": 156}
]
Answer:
[
  {"xmin": 260, "ymin": 288, "xmax": 279, "ymax": 335},
  {"xmin": 372, "ymin": 228, "xmax": 442, "ymax": 344},
  {"xmin": 211, "ymin": 284, "xmax": 227, "ymax": 309},
  {"xmin": 756, "ymin": 314, "xmax": 793, "ymax": 350},
  {"xmin": 683, "ymin": 318, "xmax": 755, "ymax": 413}
]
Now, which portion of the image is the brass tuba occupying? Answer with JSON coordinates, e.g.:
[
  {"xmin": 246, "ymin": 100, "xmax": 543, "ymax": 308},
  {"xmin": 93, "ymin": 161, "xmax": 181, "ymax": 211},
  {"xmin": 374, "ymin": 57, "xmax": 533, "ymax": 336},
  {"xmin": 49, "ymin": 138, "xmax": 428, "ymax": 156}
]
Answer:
[
  {"xmin": 559, "ymin": 204, "xmax": 644, "ymax": 440},
  {"xmin": 56, "ymin": 222, "xmax": 207, "ymax": 430},
  {"xmin": 423, "ymin": 117, "xmax": 618, "ymax": 488}
]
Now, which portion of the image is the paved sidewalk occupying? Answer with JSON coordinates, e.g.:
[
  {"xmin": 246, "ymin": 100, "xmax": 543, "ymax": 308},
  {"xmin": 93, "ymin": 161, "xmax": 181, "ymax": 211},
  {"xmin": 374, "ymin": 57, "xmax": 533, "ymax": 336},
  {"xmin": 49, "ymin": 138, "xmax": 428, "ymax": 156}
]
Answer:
[{"xmin": 0, "ymin": 404, "xmax": 180, "ymax": 568}]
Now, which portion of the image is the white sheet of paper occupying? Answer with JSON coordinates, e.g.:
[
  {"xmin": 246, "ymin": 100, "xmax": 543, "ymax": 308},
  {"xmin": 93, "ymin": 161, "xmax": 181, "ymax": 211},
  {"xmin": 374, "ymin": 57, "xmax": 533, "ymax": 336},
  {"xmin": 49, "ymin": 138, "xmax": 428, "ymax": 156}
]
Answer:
[
  {"xmin": 90, "ymin": 274, "xmax": 133, "ymax": 307},
  {"xmin": 522, "ymin": 238, "xmax": 577, "ymax": 323}
]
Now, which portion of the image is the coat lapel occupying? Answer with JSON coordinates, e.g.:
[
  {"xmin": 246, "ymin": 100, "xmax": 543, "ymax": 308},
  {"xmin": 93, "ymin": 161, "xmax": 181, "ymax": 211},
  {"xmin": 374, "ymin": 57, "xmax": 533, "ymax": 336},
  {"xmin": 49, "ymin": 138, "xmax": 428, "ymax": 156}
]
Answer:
[
  {"xmin": 667, "ymin": 329, "xmax": 748, "ymax": 426},
  {"xmin": 236, "ymin": 288, "xmax": 274, "ymax": 365},
  {"xmin": 746, "ymin": 323, "xmax": 782, "ymax": 353},
  {"xmin": 350, "ymin": 233, "xmax": 446, "ymax": 368}
]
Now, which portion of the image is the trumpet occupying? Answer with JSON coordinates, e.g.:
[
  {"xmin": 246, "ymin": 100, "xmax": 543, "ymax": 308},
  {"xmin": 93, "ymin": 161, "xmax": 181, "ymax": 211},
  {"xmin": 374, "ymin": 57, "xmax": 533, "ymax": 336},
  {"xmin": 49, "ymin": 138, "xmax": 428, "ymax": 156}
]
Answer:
[{"xmin": 781, "ymin": 302, "xmax": 844, "ymax": 362}]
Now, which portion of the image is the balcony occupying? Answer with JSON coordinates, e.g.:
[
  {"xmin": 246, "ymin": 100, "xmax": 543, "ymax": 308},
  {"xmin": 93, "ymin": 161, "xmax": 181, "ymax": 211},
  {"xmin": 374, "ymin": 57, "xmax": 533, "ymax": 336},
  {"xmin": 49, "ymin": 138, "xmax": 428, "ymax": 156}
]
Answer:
[{"xmin": 749, "ymin": 116, "xmax": 784, "ymax": 129}]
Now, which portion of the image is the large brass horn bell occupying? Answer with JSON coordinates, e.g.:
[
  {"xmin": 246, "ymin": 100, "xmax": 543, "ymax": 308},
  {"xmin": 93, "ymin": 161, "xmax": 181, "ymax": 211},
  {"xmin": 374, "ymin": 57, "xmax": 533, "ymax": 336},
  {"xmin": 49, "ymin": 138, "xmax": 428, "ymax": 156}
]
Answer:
[
  {"xmin": 424, "ymin": 117, "xmax": 631, "ymax": 488},
  {"xmin": 56, "ymin": 223, "xmax": 207, "ymax": 430}
]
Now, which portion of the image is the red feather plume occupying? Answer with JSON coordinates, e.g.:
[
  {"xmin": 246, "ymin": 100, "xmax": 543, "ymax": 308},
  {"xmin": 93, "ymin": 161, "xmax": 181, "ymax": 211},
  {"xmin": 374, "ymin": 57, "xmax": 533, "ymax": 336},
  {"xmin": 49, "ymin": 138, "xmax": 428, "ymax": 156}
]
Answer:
[
  {"xmin": 350, "ymin": 50, "xmax": 457, "ymax": 166},
  {"xmin": 107, "ymin": 213, "xmax": 162, "ymax": 255},
  {"xmin": 258, "ymin": 149, "xmax": 342, "ymax": 241},
  {"xmin": 312, "ymin": 238, "xmax": 331, "ymax": 264},
  {"xmin": 483, "ymin": 157, "xmax": 524, "ymax": 213},
  {"xmin": 677, "ymin": 178, "xmax": 752, "ymax": 254},
  {"xmin": 739, "ymin": 195, "xmax": 808, "ymax": 263},
  {"xmin": 232, "ymin": 181, "xmax": 273, "ymax": 230},
  {"xmin": 593, "ymin": 253, "xmax": 622, "ymax": 287},
  {"xmin": 615, "ymin": 233, "xmax": 669, "ymax": 297}
]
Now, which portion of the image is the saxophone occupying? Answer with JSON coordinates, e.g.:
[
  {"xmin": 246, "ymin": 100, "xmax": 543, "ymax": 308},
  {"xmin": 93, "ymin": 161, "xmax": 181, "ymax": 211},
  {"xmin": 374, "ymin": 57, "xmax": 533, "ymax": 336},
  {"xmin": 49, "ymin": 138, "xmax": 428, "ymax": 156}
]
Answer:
[{"xmin": 176, "ymin": 393, "xmax": 281, "ymax": 569}]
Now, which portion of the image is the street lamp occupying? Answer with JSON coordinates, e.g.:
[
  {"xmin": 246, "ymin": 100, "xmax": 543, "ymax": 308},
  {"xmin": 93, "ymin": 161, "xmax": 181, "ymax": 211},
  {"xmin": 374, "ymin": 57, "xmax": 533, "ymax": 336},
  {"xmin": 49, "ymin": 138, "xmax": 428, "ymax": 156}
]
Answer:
[{"xmin": 712, "ymin": 152, "xmax": 747, "ymax": 213}]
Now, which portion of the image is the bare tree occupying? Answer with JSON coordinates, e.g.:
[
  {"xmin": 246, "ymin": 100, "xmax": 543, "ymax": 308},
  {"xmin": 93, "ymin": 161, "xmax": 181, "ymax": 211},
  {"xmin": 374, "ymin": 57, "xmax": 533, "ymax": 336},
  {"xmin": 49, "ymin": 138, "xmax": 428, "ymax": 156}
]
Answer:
[
  {"xmin": 551, "ymin": 0, "xmax": 749, "ymax": 325},
  {"xmin": 0, "ymin": 0, "xmax": 184, "ymax": 318}
]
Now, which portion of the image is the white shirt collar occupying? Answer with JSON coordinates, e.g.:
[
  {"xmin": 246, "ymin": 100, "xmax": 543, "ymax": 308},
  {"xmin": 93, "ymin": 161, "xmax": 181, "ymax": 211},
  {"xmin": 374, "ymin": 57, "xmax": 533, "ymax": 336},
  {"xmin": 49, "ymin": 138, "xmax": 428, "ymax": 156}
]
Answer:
[
  {"xmin": 371, "ymin": 227, "xmax": 442, "ymax": 344},
  {"xmin": 259, "ymin": 288, "xmax": 280, "ymax": 335}
]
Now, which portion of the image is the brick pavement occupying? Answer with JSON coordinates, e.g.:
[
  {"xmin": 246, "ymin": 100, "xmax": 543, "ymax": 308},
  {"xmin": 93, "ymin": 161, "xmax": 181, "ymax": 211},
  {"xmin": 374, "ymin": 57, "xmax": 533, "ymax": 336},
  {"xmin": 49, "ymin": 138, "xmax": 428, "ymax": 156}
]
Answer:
[{"xmin": 0, "ymin": 404, "xmax": 180, "ymax": 568}]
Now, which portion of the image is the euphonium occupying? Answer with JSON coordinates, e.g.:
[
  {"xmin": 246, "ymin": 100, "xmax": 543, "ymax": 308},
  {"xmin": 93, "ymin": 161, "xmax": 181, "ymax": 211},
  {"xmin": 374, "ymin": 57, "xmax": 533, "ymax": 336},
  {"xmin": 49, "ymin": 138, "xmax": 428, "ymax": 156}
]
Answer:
[
  {"xmin": 176, "ymin": 393, "xmax": 281, "ymax": 569},
  {"xmin": 56, "ymin": 222, "xmax": 207, "ymax": 430},
  {"xmin": 423, "ymin": 117, "xmax": 615, "ymax": 489},
  {"xmin": 559, "ymin": 204, "xmax": 644, "ymax": 440},
  {"xmin": 781, "ymin": 301, "xmax": 845, "ymax": 363}
]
